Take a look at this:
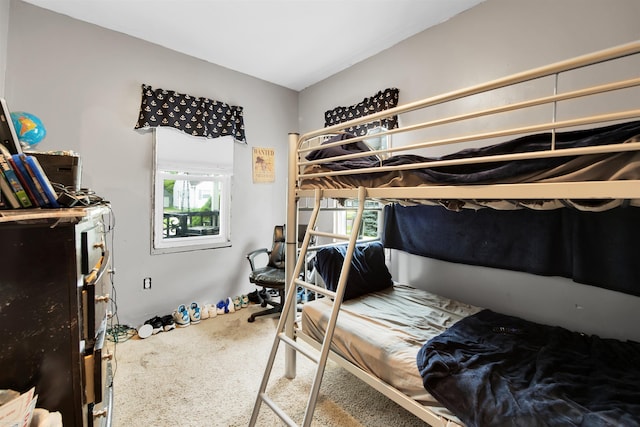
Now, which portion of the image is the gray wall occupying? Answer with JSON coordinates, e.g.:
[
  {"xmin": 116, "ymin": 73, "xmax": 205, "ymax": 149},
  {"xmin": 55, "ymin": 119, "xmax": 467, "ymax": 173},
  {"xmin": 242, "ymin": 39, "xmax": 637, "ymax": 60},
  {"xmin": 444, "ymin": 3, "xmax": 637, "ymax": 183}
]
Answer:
[
  {"xmin": 299, "ymin": 0, "xmax": 640, "ymax": 341},
  {"xmin": 5, "ymin": 0, "xmax": 640, "ymax": 341},
  {"xmin": 5, "ymin": 0, "xmax": 297, "ymax": 328},
  {"xmin": 0, "ymin": 1, "xmax": 8, "ymax": 97}
]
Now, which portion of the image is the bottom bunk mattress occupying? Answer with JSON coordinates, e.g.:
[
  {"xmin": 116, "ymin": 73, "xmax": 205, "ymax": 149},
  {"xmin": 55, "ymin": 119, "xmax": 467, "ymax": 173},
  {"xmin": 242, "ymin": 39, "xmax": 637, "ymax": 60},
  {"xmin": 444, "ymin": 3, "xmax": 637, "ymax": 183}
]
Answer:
[
  {"xmin": 300, "ymin": 283, "xmax": 481, "ymax": 421},
  {"xmin": 417, "ymin": 309, "xmax": 640, "ymax": 427}
]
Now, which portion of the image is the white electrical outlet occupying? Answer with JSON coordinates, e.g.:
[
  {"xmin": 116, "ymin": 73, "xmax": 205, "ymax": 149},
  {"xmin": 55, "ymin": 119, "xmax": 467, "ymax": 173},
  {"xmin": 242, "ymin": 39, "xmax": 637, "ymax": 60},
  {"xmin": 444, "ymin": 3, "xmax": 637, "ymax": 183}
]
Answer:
[{"xmin": 143, "ymin": 277, "xmax": 152, "ymax": 290}]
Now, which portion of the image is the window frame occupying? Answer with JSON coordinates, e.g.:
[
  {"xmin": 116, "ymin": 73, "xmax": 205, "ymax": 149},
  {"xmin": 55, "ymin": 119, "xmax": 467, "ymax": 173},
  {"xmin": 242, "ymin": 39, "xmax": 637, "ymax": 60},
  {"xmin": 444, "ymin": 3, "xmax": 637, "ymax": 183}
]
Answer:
[
  {"xmin": 151, "ymin": 130, "xmax": 233, "ymax": 254},
  {"xmin": 332, "ymin": 126, "xmax": 391, "ymax": 238},
  {"xmin": 332, "ymin": 199, "xmax": 384, "ymax": 239}
]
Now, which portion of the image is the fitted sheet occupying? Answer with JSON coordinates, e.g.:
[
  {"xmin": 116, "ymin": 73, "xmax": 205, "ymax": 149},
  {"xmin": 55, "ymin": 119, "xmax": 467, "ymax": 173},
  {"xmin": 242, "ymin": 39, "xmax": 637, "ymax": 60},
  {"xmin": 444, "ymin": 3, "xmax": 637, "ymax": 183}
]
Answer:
[{"xmin": 300, "ymin": 284, "xmax": 481, "ymax": 417}]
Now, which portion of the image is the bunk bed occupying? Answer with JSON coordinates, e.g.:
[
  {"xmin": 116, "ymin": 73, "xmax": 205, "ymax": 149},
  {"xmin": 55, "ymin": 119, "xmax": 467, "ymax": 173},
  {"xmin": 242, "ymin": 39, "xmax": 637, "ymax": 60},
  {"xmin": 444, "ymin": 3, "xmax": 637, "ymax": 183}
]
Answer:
[{"xmin": 249, "ymin": 40, "xmax": 640, "ymax": 427}]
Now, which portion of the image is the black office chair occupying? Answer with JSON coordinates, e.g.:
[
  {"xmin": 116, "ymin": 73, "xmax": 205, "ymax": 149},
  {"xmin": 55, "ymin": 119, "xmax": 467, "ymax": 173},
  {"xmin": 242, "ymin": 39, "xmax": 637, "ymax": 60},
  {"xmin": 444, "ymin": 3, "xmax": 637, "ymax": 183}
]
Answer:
[{"xmin": 246, "ymin": 225, "xmax": 286, "ymax": 322}]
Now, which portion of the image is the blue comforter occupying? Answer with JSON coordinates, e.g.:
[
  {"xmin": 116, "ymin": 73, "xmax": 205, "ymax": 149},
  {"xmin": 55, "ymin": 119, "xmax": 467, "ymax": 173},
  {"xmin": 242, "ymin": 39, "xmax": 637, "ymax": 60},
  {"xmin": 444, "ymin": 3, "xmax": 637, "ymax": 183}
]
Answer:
[{"xmin": 417, "ymin": 309, "xmax": 640, "ymax": 427}]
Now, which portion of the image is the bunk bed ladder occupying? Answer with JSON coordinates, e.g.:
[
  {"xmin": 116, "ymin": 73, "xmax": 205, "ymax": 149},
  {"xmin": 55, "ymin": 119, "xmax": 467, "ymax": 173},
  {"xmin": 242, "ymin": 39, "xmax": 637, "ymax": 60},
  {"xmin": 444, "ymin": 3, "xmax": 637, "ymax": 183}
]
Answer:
[{"xmin": 249, "ymin": 187, "xmax": 367, "ymax": 427}]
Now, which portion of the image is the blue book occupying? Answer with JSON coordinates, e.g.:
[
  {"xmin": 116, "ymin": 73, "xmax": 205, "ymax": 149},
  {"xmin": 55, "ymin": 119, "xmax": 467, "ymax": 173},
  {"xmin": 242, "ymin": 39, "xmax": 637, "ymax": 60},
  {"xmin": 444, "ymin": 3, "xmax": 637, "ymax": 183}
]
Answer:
[
  {"xmin": 0, "ymin": 168, "xmax": 21, "ymax": 208},
  {"xmin": 11, "ymin": 154, "xmax": 47, "ymax": 207},
  {"xmin": 0, "ymin": 153, "xmax": 32, "ymax": 208},
  {"xmin": 23, "ymin": 155, "xmax": 60, "ymax": 208}
]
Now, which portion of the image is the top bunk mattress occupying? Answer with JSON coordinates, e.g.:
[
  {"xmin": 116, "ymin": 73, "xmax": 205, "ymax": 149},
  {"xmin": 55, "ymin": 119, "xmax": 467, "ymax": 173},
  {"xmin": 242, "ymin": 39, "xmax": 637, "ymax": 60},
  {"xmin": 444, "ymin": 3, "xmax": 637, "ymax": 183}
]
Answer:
[
  {"xmin": 300, "ymin": 120, "xmax": 640, "ymax": 210},
  {"xmin": 300, "ymin": 284, "xmax": 481, "ymax": 411}
]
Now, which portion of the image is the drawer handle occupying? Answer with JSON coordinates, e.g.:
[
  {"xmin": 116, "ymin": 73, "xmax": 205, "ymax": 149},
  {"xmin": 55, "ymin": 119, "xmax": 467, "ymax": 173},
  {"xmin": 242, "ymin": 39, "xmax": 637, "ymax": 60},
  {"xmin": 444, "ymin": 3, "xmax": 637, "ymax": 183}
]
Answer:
[
  {"xmin": 95, "ymin": 294, "xmax": 110, "ymax": 303},
  {"xmin": 84, "ymin": 270, "xmax": 97, "ymax": 284},
  {"xmin": 93, "ymin": 409, "xmax": 108, "ymax": 418}
]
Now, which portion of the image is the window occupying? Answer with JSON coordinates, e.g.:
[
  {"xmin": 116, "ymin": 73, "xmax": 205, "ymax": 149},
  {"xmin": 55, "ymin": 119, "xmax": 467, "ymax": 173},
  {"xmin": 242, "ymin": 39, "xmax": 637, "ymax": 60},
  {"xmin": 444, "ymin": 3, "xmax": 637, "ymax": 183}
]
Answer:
[
  {"xmin": 333, "ymin": 199, "xmax": 383, "ymax": 239},
  {"xmin": 152, "ymin": 127, "xmax": 233, "ymax": 254},
  {"xmin": 364, "ymin": 125, "xmax": 391, "ymax": 159},
  {"xmin": 332, "ymin": 126, "xmax": 390, "ymax": 239}
]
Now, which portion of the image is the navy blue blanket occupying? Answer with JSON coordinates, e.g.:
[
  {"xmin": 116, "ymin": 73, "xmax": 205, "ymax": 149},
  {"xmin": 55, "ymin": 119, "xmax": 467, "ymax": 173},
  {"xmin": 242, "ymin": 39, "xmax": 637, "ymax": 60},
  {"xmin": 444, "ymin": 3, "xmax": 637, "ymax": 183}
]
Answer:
[
  {"xmin": 382, "ymin": 203, "xmax": 640, "ymax": 297},
  {"xmin": 307, "ymin": 121, "xmax": 640, "ymax": 183},
  {"xmin": 417, "ymin": 309, "xmax": 640, "ymax": 427}
]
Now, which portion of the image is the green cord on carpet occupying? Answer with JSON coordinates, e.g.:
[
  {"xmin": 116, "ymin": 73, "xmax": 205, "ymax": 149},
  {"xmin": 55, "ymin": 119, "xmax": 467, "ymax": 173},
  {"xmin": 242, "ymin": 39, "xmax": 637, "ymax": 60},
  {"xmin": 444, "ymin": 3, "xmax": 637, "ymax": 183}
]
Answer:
[{"xmin": 107, "ymin": 324, "xmax": 137, "ymax": 343}]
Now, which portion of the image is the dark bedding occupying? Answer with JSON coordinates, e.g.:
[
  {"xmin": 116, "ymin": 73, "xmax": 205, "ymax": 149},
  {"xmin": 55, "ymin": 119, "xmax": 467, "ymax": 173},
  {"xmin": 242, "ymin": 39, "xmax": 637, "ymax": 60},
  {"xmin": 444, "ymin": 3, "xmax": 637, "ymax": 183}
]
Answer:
[
  {"xmin": 417, "ymin": 309, "xmax": 640, "ymax": 427},
  {"xmin": 305, "ymin": 120, "xmax": 640, "ymax": 184},
  {"xmin": 382, "ymin": 203, "xmax": 640, "ymax": 297}
]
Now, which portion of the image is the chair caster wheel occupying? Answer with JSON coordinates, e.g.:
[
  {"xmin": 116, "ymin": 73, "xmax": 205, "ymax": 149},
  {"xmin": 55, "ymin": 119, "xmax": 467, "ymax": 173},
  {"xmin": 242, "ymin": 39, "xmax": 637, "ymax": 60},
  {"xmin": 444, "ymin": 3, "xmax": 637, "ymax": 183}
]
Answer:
[{"xmin": 248, "ymin": 316, "xmax": 255, "ymax": 323}]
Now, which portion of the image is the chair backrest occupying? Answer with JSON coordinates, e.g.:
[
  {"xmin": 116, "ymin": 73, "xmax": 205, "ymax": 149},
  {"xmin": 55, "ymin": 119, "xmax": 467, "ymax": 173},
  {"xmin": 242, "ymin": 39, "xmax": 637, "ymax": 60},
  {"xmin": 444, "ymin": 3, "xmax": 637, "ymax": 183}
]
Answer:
[
  {"xmin": 298, "ymin": 223, "xmax": 316, "ymax": 247},
  {"xmin": 268, "ymin": 225, "xmax": 285, "ymax": 269}
]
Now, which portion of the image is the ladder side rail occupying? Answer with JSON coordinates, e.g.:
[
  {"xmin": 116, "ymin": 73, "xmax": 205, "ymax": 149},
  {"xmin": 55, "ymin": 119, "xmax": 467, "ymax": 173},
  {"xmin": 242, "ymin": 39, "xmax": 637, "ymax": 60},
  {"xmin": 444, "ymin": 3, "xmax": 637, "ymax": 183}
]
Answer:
[
  {"xmin": 286, "ymin": 187, "xmax": 325, "ymax": 327},
  {"xmin": 285, "ymin": 132, "xmax": 302, "ymax": 380},
  {"xmin": 301, "ymin": 186, "xmax": 367, "ymax": 427},
  {"xmin": 249, "ymin": 188, "xmax": 324, "ymax": 426}
]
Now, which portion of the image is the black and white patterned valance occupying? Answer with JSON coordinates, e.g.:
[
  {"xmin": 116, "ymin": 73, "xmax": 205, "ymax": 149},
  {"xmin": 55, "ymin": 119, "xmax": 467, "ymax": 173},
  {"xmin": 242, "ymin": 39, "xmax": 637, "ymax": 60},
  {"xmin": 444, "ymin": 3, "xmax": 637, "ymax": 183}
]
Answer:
[
  {"xmin": 134, "ymin": 84, "xmax": 246, "ymax": 143},
  {"xmin": 324, "ymin": 88, "xmax": 399, "ymax": 136}
]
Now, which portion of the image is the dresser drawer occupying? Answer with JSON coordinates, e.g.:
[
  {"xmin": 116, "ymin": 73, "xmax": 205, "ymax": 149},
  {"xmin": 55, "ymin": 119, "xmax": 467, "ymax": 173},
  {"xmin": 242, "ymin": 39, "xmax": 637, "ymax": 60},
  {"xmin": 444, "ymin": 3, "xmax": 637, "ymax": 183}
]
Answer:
[
  {"xmin": 83, "ymin": 326, "xmax": 110, "ymax": 406},
  {"xmin": 81, "ymin": 222, "xmax": 105, "ymax": 275},
  {"xmin": 82, "ymin": 251, "xmax": 111, "ymax": 347},
  {"xmin": 91, "ymin": 360, "xmax": 113, "ymax": 427}
]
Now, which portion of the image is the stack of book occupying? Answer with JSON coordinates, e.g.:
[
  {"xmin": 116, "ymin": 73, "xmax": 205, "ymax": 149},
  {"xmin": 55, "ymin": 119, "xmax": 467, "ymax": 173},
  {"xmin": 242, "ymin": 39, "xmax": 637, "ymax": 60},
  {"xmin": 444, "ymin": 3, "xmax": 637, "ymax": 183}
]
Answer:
[{"xmin": 0, "ymin": 145, "xmax": 60, "ymax": 209}]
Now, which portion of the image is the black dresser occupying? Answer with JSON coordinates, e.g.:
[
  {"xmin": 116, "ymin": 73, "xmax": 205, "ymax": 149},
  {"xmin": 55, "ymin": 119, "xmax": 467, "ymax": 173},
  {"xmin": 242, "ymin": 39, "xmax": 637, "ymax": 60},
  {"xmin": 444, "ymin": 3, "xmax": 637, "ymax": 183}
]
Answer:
[{"xmin": 0, "ymin": 206, "xmax": 113, "ymax": 427}]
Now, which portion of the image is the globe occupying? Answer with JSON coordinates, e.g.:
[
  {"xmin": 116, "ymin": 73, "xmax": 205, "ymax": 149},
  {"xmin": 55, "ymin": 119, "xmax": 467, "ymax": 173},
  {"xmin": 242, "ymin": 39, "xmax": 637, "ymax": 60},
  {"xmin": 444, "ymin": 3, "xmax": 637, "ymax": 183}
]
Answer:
[{"xmin": 10, "ymin": 111, "xmax": 46, "ymax": 149}]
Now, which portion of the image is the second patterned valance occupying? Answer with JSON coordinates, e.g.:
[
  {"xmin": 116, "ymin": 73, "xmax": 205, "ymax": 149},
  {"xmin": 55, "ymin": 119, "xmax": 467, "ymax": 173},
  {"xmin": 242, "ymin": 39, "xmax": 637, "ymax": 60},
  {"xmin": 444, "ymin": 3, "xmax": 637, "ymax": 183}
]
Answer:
[{"xmin": 324, "ymin": 88, "xmax": 399, "ymax": 136}]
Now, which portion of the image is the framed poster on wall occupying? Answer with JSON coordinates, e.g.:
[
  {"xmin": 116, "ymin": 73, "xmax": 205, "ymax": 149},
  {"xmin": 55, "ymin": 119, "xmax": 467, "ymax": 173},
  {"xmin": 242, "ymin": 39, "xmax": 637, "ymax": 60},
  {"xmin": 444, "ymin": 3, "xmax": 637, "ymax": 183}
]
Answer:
[{"xmin": 252, "ymin": 147, "xmax": 275, "ymax": 183}]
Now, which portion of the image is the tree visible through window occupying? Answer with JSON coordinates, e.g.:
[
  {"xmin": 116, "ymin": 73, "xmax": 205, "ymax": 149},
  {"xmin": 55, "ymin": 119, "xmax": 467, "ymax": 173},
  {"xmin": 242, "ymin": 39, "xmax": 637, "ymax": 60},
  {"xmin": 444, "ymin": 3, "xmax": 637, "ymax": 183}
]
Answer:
[
  {"xmin": 334, "ymin": 199, "xmax": 383, "ymax": 239},
  {"xmin": 333, "ymin": 126, "xmax": 390, "ymax": 239},
  {"xmin": 152, "ymin": 128, "xmax": 233, "ymax": 254}
]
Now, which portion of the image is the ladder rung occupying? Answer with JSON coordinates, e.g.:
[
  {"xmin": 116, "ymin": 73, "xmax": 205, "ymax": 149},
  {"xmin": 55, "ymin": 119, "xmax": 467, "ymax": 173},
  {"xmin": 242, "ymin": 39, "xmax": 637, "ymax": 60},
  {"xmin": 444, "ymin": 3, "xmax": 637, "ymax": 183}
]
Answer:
[
  {"xmin": 309, "ymin": 230, "xmax": 350, "ymax": 241},
  {"xmin": 293, "ymin": 278, "xmax": 336, "ymax": 299},
  {"xmin": 250, "ymin": 187, "xmax": 368, "ymax": 427},
  {"xmin": 260, "ymin": 393, "xmax": 298, "ymax": 427},
  {"xmin": 278, "ymin": 332, "xmax": 320, "ymax": 364},
  {"xmin": 306, "ymin": 238, "xmax": 379, "ymax": 253}
]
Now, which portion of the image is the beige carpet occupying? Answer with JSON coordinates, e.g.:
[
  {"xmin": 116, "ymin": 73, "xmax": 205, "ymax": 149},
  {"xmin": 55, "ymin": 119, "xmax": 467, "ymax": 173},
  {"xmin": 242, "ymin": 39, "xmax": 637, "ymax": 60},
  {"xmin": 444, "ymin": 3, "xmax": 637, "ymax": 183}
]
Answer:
[{"xmin": 109, "ymin": 304, "xmax": 428, "ymax": 426}]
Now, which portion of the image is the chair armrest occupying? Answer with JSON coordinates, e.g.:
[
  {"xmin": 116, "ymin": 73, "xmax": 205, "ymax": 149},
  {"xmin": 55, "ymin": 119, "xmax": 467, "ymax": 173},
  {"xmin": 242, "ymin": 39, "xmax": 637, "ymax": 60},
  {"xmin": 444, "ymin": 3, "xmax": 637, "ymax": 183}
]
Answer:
[{"xmin": 247, "ymin": 248, "xmax": 269, "ymax": 271}]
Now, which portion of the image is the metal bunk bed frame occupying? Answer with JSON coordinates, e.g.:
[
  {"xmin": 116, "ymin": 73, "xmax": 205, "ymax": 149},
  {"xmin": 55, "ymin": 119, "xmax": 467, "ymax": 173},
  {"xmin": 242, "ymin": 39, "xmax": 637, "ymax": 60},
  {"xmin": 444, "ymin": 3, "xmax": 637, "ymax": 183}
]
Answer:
[{"xmin": 249, "ymin": 40, "xmax": 640, "ymax": 427}]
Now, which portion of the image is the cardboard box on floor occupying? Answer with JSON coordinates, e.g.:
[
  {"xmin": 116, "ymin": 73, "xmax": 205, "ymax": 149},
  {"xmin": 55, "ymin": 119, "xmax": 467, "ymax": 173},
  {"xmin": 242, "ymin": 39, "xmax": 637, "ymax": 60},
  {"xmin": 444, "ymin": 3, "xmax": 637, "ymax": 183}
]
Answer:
[{"xmin": 0, "ymin": 387, "xmax": 36, "ymax": 427}]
